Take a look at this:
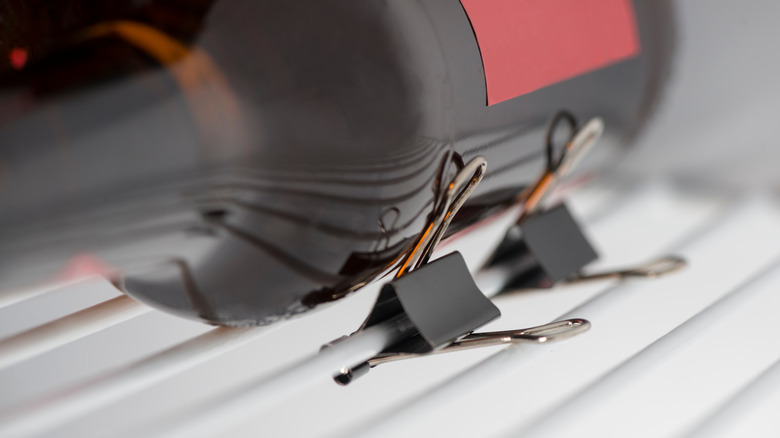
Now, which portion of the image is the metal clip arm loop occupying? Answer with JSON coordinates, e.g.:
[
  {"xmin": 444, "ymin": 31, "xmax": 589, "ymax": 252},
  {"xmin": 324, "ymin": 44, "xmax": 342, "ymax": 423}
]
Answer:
[
  {"xmin": 366, "ymin": 318, "xmax": 590, "ymax": 367},
  {"xmin": 395, "ymin": 155, "xmax": 487, "ymax": 278}
]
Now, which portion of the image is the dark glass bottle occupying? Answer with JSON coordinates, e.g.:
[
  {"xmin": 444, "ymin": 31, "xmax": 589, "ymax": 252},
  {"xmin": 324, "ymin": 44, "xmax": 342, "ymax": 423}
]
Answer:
[{"xmin": 0, "ymin": 0, "xmax": 673, "ymax": 325}]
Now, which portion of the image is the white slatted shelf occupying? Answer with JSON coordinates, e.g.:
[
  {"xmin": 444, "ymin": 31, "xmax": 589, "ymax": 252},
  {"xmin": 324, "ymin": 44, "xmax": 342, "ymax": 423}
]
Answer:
[
  {"xmin": 518, "ymin": 256, "xmax": 780, "ymax": 438},
  {"xmin": 239, "ymin": 185, "xmax": 731, "ymax": 438},
  {"xmin": 0, "ymin": 306, "xmax": 213, "ymax": 414},
  {"xmin": 349, "ymin": 194, "xmax": 780, "ymax": 438},
  {"xmin": 1, "ymin": 181, "xmax": 768, "ymax": 438}
]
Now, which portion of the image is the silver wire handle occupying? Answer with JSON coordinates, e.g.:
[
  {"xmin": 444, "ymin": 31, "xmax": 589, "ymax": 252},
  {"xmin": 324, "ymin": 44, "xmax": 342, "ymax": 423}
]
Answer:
[
  {"xmin": 567, "ymin": 255, "xmax": 688, "ymax": 283},
  {"xmin": 367, "ymin": 318, "xmax": 591, "ymax": 367}
]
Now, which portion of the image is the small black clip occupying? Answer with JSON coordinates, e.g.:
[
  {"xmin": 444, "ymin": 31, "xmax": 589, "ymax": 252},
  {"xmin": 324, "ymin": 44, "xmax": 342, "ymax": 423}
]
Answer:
[
  {"xmin": 480, "ymin": 111, "xmax": 602, "ymax": 292},
  {"xmin": 485, "ymin": 202, "xmax": 599, "ymax": 290},
  {"xmin": 483, "ymin": 111, "xmax": 686, "ymax": 294}
]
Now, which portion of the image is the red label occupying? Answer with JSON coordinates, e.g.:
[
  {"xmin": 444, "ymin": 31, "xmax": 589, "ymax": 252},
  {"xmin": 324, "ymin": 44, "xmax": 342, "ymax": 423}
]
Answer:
[{"xmin": 460, "ymin": 0, "xmax": 641, "ymax": 105}]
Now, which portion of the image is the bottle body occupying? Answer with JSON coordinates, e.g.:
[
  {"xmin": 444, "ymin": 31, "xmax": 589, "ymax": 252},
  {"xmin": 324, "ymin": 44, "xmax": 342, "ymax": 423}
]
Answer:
[{"xmin": 0, "ymin": 0, "xmax": 672, "ymax": 324}]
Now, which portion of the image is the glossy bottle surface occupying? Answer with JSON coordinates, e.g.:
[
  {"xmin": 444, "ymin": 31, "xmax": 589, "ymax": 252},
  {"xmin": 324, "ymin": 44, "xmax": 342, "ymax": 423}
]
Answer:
[{"xmin": 0, "ymin": 0, "xmax": 673, "ymax": 325}]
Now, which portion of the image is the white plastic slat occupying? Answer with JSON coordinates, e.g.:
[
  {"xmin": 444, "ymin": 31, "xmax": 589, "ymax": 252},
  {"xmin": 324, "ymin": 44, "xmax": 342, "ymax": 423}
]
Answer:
[
  {"xmin": 0, "ymin": 295, "xmax": 149, "ymax": 371},
  {"xmin": 0, "ymin": 281, "xmax": 84, "ymax": 310},
  {"xmin": 126, "ymin": 321, "xmax": 404, "ymax": 438},
  {"xmin": 0, "ymin": 325, "xmax": 281, "ymax": 438},
  {"xmin": 687, "ymin": 356, "xmax": 780, "ymax": 438}
]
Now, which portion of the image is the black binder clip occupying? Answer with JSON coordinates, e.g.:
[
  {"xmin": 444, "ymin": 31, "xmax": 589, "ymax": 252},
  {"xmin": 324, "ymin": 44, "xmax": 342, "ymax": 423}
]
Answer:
[
  {"xmin": 486, "ymin": 202, "xmax": 598, "ymax": 289},
  {"xmin": 483, "ymin": 111, "xmax": 686, "ymax": 294},
  {"xmin": 481, "ymin": 112, "xmax": 602, "ymax": 291},
  {"xmin": 485, "ymin": 204, "xmax": 686, "ymax": 291},
  {"xmin": 325, "ymin": 154, "xmax": 591, "ymax": 385}
]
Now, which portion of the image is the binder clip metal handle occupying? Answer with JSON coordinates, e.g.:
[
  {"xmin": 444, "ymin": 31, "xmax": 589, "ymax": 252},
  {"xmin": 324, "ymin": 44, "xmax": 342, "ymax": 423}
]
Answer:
[
  {"xmin": 365, "ymin": 318, "xmax": 590, "ymax": 368},
  {"xmin": 567, "ymin": 255, "xmax": 687, "ymax": 283},
  {"xmin": 521, "ymin": 111, "xmax": 604, "ymax": 218},
  {"xmin": 394, "ymin": 153, "xmax": 486, "ymax": 278}
]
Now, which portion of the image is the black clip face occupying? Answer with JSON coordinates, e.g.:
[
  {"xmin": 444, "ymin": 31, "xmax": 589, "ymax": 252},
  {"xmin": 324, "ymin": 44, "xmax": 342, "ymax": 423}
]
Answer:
[
  {"xmin": 363, "ymin": 252, "xmax": 501, "ymax": 356},
  {"xmin": 329, "ymin": 252, "xmax": 500, "ymax": 385},
  {"xmin": 521, "ymin": 203, "xmax": 598, "ymax": 282},
  {"xmin": 487, "ymin": 203, "xmax": 598, "ymax": 291}
]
